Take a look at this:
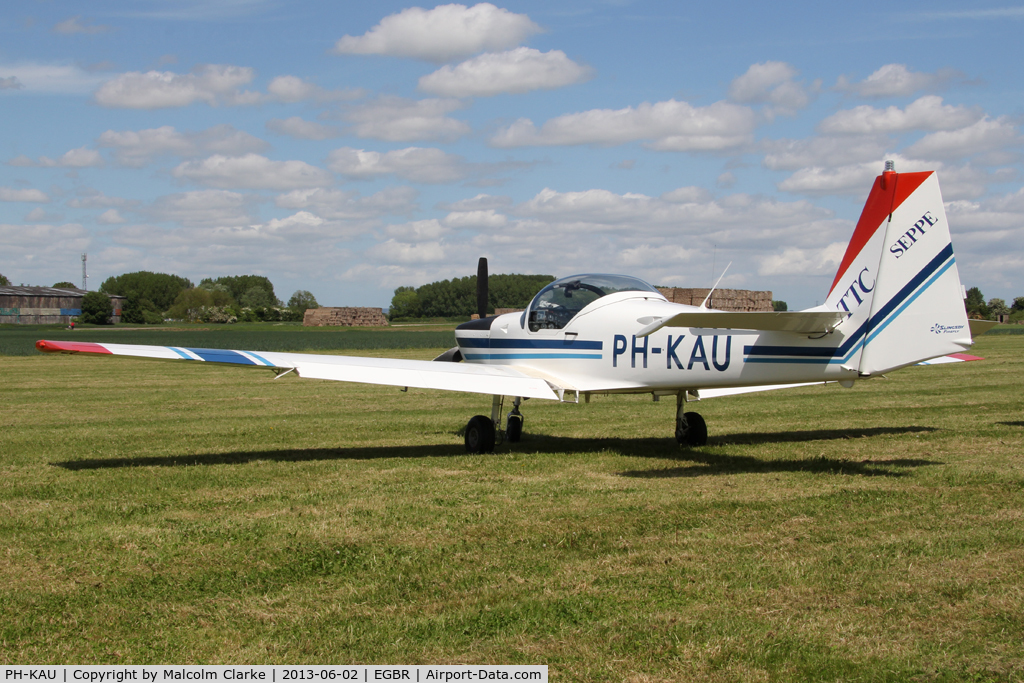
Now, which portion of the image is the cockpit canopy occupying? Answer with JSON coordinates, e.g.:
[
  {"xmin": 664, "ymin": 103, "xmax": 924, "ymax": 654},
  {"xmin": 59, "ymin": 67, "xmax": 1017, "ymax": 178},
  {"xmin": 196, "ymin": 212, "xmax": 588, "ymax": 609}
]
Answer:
[{"xmin": 526, "ymin": 273, "xmax": 661, "ymax": 331}]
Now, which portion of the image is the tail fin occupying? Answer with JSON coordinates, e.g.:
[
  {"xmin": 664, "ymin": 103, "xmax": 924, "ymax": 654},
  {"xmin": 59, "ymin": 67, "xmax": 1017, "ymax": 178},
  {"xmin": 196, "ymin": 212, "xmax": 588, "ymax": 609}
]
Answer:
[{"xmin": 825, "ymin": 165, "xmax": 971, "ymax": 375}]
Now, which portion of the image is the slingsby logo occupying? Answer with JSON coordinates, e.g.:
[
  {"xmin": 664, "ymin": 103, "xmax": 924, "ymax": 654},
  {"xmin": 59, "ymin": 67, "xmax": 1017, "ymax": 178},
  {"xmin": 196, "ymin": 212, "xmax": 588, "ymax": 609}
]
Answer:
[{"xmin": 930, "ymin": 323, "xmax": 965, "ymax": 334}]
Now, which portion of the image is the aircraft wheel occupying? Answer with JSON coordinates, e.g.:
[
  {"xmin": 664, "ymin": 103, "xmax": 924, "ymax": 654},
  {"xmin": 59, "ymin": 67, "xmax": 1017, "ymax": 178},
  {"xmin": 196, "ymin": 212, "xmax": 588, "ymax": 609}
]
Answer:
[
  {"xmin": 465, "ymin": 415, "xmax": 496, "ymax": 453},
  {"xmin": 506, "ymin": 410, "xmax": 523, "ymax": 443},
  {"xmin": 676, "ymin": 411, "xmax": 708, "ymax": 447}
]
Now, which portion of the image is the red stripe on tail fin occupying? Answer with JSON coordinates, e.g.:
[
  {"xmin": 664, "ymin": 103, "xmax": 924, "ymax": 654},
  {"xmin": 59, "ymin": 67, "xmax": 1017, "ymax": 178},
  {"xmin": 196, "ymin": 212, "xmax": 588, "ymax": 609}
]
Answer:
[{"xmin": 829, "ymin": 171, "xmax": 932, "ymax": 295}]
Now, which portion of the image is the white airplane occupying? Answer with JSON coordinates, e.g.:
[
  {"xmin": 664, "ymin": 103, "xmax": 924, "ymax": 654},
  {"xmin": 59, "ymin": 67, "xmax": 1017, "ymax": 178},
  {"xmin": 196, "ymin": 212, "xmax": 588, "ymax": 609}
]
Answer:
[{"xmin": 37, "ymin": 163, "xmax": 992, "ymax": 452}]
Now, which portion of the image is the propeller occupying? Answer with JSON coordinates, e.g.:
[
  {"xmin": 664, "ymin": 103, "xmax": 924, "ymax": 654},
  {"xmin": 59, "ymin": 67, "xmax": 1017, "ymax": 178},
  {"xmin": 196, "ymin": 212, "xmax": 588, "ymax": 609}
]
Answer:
[{"xmin": 477, "ymin": 257, "xmax": 488, "ymax": 319}]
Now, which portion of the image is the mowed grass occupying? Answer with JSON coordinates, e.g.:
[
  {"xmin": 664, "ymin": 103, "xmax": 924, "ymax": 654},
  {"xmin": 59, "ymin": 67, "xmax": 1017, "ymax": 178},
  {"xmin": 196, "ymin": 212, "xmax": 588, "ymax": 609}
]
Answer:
[
  {"xmin": 0, "ymin": 323, "xmax": 457, "ymax": 356},
  {"xmin": 1, "ymin": 333, "xmax": 1022, "ymax": 681}
]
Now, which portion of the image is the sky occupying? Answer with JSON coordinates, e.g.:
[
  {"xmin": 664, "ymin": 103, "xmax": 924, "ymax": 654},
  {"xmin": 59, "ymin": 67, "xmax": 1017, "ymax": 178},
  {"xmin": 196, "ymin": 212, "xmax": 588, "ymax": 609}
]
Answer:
[{"xmin": 2, "ymin": 1, "xmax": 1022, "ymax": 310}]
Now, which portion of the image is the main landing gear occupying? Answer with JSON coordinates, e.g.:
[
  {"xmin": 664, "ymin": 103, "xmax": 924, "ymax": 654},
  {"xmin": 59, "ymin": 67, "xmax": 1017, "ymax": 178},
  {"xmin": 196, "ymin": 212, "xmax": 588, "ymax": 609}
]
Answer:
[
  {"xmin": 465, "ymin": 396, "xmax": 524, "ymax": 453},
  {"xmin": 675, "ymin": 392, "xmax": 707, "ymax": 447}
]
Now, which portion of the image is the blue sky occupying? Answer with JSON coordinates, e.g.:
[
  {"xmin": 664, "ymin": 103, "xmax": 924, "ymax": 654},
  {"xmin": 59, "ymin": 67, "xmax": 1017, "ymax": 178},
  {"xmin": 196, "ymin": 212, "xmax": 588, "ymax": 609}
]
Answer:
[{"xmin": 2, "ymin": 1, "xmax": 1022, "ymax": 309}]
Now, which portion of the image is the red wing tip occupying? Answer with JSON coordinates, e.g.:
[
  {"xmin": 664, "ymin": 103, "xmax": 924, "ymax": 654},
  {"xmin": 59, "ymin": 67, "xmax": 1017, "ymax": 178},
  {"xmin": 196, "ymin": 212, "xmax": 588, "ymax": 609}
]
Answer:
[
  {"xmin": 950, "ymin": 353, "xmax": 984, "ymax": 362},
  {"xmin": 36, "ymin": 340, "xmax": 112, "ymax": 354}
]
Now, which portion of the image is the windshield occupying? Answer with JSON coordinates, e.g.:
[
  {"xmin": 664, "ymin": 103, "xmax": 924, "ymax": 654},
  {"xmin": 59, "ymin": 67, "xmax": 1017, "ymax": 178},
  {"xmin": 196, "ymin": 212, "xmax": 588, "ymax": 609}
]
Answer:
[{"xmin": 526, "ymin": 274, "xmax": 660, "ymax": 331}]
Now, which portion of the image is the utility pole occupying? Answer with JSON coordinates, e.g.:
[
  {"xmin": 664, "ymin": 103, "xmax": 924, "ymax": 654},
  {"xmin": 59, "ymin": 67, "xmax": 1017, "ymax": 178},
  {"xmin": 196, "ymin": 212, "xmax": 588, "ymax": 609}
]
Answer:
[{"xmin": 81, "ymin": 253, "xmax": 88, "ymax": 291}]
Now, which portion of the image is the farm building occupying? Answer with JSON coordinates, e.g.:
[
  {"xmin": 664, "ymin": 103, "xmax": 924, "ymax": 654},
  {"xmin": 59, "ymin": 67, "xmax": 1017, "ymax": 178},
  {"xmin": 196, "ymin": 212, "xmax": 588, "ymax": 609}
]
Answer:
[
  {"xmin": 0, "ymin": 287, "xmax": 125, "ymax": 324},
  {"xmin": 657, "ymin": 287, "xmax": 773, "ymax": 312},
  {"xmin": 303, "ymin": 307, "xmax": 389, "ymax": 327}
]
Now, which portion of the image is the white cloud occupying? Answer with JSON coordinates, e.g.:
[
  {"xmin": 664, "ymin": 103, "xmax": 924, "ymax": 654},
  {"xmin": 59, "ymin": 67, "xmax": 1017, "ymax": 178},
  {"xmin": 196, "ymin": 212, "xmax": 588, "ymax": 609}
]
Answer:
[
  {"xmin": 332, "ymin": 3, "xmax": 541, "ymax": 63},
  {"xmin": 148, "ymin": 190, "xmax": 253, "ymax": 227},
  {"xmin": 0, "ymin": 62, "xmax": 110, "ymax": 94},
  {"xmin": 905, "ymin": 117, "xmax": 1023, "ymax": 162},
  {"xmin": 367, "ymin": 239, "xmax": 447, "ymax": 263},
  {"xmin": 98, "ymin": 125, "xmax": 268, "ymax": 166},
  {"xmin": 266, "ymin": 75, "xmax": 364, "ymax": 103},
  {"xmin": 53, "ymin": 16, "xmax": 112, "ymax": 35},
  {"xmin": 758, "ymin": 243, "xmax": 847, "ymax": 277},
  {"xmin": 0, "ymin": 222, "xmax": 89, "ymax": 249},
  {"xmin": 276, "ymin": 186, "xmax": 419, "ymax": 220},
  {"xmin": 266, "ymin": 117, "xmax": 341, "ymax": 141},
  {"xmin": 418, "ymin": 48, "xmax": 592, "ymax": 97},
  {"xmin": 11, "ymin": 147, "xmax": 104, "ymax": 168},
  {"xmin": 762, "ymin": 135, "xmax": 891, "ymax": 171},
  {"xmin": 66, "ymin": 189, "xmax": 136, "ymax": 209},
  {"xmin": 0, "ymin": 76, "xmax": 23, "ymax": 90},
  {"xmin": 327, "ymin": 147, "xmax": 468, "ymax": 183},
  {"xmin": 442, "ymin": 209, "xmax": 508, "ymax": 229},
  {"xmin": 343, "ymin": 96, "xmax": 471, "ymax": 142},
  {"xmin": 818, "ymin": 95, "xmax": 982, "ymax": 135},
  {"xmin": 834, "ymin": 64, "xmax": 963, "ymax": 98},
  {"xmin": 490, "ymin": 99, "xmax": 756, "ymax": 151},
  {"xmin": 94, "ymin": 64, "xmax": 257, "ymax": 109},
  {"xmin": 172, "ymin": 154, "xmax": 334, "ymax": 190},
  {"xmin": 728, "ymin": 61, "xmax": 811, "ymax": 114},
  {"xmin": 384, "ymin": 219, "xmax": 451, "ymax": 240},
  {"xmin": 436, "ymin": 193, "xmax": 512, "ymax": 211},
  {"xmin": 25, "ymin": 207, "xmax": 63, "ymax": 223},
  {"xmin": 97, "ymin": 208, "xmax": 126, "ymax": 224},
  {"xmin": 776, "ymin": 157, "xmax": 1005, "ymax": 200},
  {"xmin": 0, "ymin": 187, "xmax": 50, "ymax": 203}
]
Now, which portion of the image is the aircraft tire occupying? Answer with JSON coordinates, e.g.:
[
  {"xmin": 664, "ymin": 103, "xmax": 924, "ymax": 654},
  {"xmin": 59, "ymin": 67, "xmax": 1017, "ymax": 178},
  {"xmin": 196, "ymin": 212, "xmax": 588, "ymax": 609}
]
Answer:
[
  {"xmin": 506, "ymin": 412, "xmax": 523, "ymax": 443},
  {"xmin": 676, "ymin": 411, "xmax": 708, "ymax": 447},
  {"xmin": 465, "ymin": 415, "xmax": 496, "ymax": 453}
]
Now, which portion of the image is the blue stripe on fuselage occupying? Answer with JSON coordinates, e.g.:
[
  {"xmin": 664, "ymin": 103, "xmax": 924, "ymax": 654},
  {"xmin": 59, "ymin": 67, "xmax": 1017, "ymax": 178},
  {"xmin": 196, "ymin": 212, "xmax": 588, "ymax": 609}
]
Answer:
[
  {"xmin": 458, "ymin": 338, "xmax": 603, "ymax": 350},
  {"xmin": 463, "ymin": 352, "xmax": 602, "ymax": 360}
]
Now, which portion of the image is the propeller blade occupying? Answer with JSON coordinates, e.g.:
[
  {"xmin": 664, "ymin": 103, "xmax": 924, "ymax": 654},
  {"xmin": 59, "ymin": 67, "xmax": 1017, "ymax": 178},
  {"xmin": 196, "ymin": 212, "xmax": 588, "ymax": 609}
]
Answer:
[{"xmin": 477, "ymin": 257, "xmax": 488, "ymax": 319}]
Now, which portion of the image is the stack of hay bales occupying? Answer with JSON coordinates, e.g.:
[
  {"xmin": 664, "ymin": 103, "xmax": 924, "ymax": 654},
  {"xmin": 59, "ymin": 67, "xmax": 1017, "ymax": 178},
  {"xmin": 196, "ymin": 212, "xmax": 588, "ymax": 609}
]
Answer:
[
  {"xmin": 303, "ymin": 307, "xmax": 389, "ymax": 327},
  {"xmin": 657, "ymin": 288, "xmax": 773, "ymax": 312}
]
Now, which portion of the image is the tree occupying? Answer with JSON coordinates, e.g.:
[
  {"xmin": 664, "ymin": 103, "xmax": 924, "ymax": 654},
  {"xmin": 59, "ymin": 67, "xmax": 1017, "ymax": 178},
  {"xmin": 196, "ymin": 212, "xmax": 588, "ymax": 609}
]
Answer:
[
  {"xmin": 240, "ymin": 286, "xmax": 273, "ymax": 309},
  {"xmin": 964, "ymin": 287, "xmax": 988, "ymax": 318},
  {"xmin": 988, "ymin": 298, "xmax": 1010, "ymax": 316},
  {"xmin": 166, "ymin": 288, "xmax": 215, "ymax": 322},
  {"xmin": 1013, "ymin": 297, "xmax": 1024, "ymax": 312},
  {"xmin": 52, "ymin": 281, "xmax": 76, "ymax": 288},
  {"xmin": 389, "ymin": 286, "xmax": 421, "ymax": 319},
  {"xmin": 772, "ymin": 300, "xmax": 788, "ymax": 312},
  {"xmin": 0, "ymin": 273, "xmax": 9, "ymax": 286},
  {"xmin": 200, "ymin": 275, "xmax": 278, "ymax": 305},
  {"xmin": 81, "ymin": 291, "xmax": 113, "ymax": 325},
  {"xmin": 287, "ymin": 290, "xmax": 319, "ymax": 314},
  {"xmin": 100, "ymin": 271, "xmax": 193, "ymax": 312}
]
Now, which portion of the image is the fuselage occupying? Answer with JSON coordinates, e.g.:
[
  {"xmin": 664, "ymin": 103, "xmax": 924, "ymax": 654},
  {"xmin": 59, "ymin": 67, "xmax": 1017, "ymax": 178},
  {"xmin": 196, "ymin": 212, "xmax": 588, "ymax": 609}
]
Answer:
[{"xmin": 454, "ymin": 274, "xmax": 858, "ymax": 397}]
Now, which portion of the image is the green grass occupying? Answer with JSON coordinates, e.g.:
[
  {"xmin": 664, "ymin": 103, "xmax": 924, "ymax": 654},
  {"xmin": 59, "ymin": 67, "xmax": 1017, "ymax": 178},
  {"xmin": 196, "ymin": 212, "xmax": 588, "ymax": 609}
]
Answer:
[{"xmin": 1, "ymin": 332, "xmax": 1022, "ymax": 681}]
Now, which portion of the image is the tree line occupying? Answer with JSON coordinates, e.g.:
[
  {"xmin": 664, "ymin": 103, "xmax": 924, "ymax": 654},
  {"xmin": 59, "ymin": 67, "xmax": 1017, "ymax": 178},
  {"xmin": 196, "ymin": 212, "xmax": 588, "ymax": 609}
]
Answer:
[
  {"xmin": 74, "ymin": 271, "xmax": 321, "ymax": 325},
  {"xmin": 389, "ymin": 273, "xmax": 556, "ymax": 320}
]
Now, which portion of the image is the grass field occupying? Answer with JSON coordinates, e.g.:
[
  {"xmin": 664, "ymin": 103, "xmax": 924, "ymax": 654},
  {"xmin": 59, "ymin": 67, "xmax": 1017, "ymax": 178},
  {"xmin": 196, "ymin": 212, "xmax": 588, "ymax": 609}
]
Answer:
[
  {"xmin": 0, "ymin": 323, "xmax": 457, "ymax": 356},
  {"xmin": 1, "ymin": 329, "xmax": 1022, "ymax": 681}
]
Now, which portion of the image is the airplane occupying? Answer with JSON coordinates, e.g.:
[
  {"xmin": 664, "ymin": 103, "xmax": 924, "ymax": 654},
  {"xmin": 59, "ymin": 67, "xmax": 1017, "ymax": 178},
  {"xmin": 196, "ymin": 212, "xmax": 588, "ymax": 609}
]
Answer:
[{"xmin": 36, "ymin": 163, "xmax": 995, "ymax": 453}]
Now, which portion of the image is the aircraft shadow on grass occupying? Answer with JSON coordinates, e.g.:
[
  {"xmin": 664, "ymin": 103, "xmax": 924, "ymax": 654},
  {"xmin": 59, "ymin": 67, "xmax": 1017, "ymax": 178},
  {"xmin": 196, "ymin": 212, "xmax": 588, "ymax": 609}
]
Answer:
[
  {"xmin": 996, "ymin": 421, "xmax": 1024, "ymax": 428},
  {"xmin": 53, "ymin": 425, "xmax": 939, "ymax": 479}
]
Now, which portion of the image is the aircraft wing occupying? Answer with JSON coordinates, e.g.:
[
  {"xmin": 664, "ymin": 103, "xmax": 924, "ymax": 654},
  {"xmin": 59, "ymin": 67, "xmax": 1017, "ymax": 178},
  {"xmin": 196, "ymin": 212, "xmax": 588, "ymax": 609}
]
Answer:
[
  {"xmin": 636, "ymin": 310, "xmax": 848, "ymax": 337},
  {"xmin": 34, "ymin": 340, "xmax": 561, "ymax": 400}
]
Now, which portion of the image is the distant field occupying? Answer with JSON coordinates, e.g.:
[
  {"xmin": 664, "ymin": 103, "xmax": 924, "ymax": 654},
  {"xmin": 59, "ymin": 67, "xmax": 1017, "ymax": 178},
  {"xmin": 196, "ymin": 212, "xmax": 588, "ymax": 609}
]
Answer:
[
  {"xmin": 0, "ymin": 323, "xmax": 458, "ymax": 356},
  {"xmin": 1, "ymin": 334, "xmax": 1022, "ymax": 680}
]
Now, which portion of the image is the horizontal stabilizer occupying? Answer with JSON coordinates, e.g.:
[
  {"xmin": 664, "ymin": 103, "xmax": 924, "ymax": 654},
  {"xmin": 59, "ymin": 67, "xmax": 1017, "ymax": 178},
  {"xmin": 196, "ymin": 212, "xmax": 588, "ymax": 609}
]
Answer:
[
  {"xmin": 968, "ymin": 320, "xmax": 1000, "ymax": 337},
  {"xmin": 636, "ymin": 310, "xmax": 847, "ymax": 337}
]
